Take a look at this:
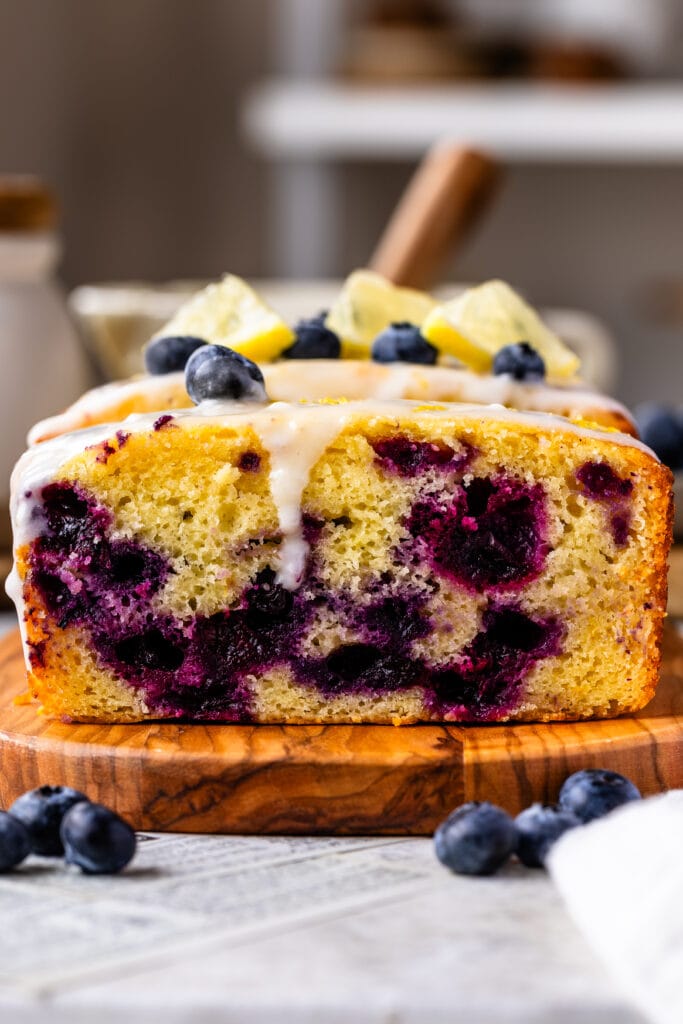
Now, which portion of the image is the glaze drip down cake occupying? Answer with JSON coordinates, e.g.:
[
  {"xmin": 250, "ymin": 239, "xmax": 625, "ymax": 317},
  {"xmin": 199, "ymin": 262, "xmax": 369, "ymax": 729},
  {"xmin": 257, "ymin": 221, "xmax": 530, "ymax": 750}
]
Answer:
[{"xmin": 9, "ymin": 398, "xmax": 671, "ymax": 725}]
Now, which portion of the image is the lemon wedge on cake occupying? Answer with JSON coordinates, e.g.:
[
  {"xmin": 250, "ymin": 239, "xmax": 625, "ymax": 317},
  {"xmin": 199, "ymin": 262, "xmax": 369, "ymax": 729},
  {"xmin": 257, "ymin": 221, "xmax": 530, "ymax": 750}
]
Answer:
[
  {"xmin": 422, "ymin": 279, "xmax": 580, "ymax": 380},
  {"xmin": 152, "ymin": 274, "xmax": 294, "ymax": 363},
  {"xmin": 325, "ymin": 270, "xmax": 436, "ymax": 359}
]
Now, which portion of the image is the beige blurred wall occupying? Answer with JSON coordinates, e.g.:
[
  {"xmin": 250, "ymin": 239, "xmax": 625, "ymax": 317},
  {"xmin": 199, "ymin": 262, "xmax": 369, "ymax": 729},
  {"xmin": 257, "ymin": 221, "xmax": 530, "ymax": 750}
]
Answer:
[
  {"xmin": 0, "ymin": 0, "xmax": 269, "ymax": 286},
  {"xmin": 2, "ymin": 1, "xmax": 683, "ymax": 405}
]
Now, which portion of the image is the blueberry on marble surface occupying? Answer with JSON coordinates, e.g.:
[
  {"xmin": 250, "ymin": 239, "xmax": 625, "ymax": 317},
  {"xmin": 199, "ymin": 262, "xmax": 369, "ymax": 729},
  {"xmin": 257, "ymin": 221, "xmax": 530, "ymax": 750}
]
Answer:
[
  {"xmin": 492, "ymin": 342, "xmax": 546, "ymax": 381},
  {"xmin": 9, "ymin": 785, "xmax": 89, "ymax": 857},
  {"xmin": 145, "ymin": 335, "xmax": 207, "ymax": 375},
  {"xmin": 60, "ymin": 802, "xmax": 137, "ymax": 875},
  {"xmin": 185, "ymin": 345, "xmax": 266, "ymax": 404},
  {"xmin": 434, "ymin": 801, "xmax": 517, "ymax": 876},
  {"xmin": 634, "ymin": 403, "xmax": 683, "ymax": 470},
  {"xmin": 371, "ymin": 322, "xmax": 437, "ymax": 365},
  {"xmin": 514, "ymin": 803, "xmax": 581, "ymax": 867},
  {"xmin": 283, "ymin": 313, "xmax": 340, "ymax": 359},
  {"xmin": 558, "ymin": 769, "xmax": 641, "ymax": 824},
  {"xmin": 0, "ymin": 812, "xmax": 31, "ymax": 872}
]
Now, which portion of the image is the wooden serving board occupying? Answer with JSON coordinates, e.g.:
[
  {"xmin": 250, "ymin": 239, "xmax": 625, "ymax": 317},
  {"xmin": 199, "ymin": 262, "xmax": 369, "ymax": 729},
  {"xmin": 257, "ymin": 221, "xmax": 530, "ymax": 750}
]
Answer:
[{"xmin": 0, "ymin": 627, "xmax": 682, "ymax": 834}]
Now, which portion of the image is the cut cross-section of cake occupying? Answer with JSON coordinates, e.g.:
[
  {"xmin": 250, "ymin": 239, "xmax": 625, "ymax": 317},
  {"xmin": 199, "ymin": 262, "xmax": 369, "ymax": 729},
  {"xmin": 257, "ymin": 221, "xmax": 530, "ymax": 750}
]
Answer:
[{"xmin": 8, "ymin": 400, "xmax": 672, "ymax": 725}]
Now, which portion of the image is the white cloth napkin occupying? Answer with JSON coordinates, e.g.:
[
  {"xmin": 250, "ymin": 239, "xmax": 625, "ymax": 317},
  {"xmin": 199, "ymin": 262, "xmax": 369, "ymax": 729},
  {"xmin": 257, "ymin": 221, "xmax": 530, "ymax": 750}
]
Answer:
[{"xmin": 548, "ymin": 790, "xmax": 683, "ymax": 1024}]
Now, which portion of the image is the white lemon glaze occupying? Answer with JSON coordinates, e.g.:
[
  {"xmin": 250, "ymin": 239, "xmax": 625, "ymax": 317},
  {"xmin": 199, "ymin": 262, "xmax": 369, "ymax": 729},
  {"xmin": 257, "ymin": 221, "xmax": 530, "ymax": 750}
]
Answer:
[
  {"xmin": 28, "ymin": 361, "xmax": 634, "ymax": 444},
  {"xmin": 27, "ymin": 375, "xmax": 185, "ymax": 444}
]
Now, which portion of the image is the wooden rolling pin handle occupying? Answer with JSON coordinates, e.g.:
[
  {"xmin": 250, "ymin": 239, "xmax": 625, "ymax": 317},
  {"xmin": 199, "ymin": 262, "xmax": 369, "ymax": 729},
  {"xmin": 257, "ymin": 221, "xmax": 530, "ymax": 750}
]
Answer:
[{"xmin": 369, "ymin": 144, "xmax": 499, "ymax": 290}]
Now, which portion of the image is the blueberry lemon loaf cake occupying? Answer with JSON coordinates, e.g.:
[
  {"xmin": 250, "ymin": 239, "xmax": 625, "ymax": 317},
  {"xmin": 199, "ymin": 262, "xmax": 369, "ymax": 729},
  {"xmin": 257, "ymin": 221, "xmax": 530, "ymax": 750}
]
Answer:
[
  {"xmin": 8, "ymin": 345, "xmax": 671, "ymax": 724},
  {"xmin": 30, "ymin": 274, "xmax": 635, "ymax": 442}
]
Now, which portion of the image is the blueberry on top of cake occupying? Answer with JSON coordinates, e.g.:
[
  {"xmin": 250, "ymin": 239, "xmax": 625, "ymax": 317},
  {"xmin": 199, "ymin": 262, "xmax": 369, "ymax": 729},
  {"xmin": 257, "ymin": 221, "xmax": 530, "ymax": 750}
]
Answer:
[{"xmin": 29, "ymin": 273, "xmax": 636, "ymax": 443}]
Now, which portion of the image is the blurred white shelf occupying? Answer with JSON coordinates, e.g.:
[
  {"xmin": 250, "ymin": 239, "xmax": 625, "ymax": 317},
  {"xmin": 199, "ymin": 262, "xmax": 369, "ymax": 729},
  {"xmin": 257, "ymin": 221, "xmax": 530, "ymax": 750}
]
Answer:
[{"xmin": 245, "ymin": 80, "xmax": 683, "ymax": 162}]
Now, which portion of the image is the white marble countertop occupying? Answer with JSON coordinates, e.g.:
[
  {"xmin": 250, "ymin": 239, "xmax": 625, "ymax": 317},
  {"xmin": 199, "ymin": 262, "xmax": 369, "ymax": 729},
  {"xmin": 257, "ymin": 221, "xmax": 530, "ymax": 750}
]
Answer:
[
  {"xmin": 0, "ymin": 838, "xmax": 644, "ymax": 1024},
  {"xmin": 0, "ymin": 608, "xmax": 645, "ymax": 1023}
]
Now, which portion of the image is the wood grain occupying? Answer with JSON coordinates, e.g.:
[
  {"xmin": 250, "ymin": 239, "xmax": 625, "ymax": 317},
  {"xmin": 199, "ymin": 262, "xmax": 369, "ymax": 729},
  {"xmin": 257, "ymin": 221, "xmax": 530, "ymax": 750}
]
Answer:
[
  {"xmin": 0, "ymin": 627, "xmax": 681, "ymax": 834},
  {"xmin": 369, "ymin": 144, "xmax": 499, "ymax": 289}
]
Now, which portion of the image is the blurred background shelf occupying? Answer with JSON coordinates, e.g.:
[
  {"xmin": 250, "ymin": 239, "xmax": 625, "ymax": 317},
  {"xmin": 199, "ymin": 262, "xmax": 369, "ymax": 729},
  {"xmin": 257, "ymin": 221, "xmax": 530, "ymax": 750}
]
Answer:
[
  {"xmin": 246, "ymin": 81, "xmax": 683, "ymax": 162},
  {"xmin": 245, "ymin": 79, "xmax": 683, "ymax": 284},
  {"xmin": 3, "ymin": 1, "xmax": 683, "ymax": 408}
]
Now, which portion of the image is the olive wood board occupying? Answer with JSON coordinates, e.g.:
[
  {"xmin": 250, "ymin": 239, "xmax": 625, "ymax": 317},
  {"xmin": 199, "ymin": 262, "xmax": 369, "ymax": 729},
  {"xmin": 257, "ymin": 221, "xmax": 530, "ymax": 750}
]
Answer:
[{"xmin": 0, "ymin": 627, "xmax": 682, "ymax": 835}]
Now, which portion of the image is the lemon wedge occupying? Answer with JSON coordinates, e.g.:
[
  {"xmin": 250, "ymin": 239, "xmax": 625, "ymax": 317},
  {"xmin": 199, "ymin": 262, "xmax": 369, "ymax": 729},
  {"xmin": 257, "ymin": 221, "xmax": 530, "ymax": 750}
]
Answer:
[
  {"xmin": 153, "ymin": 275, "xmax": 294, "ymax": 363},
  {"xmin": 422, "ymin": 279, "xmax": 580, "ymax": 379},
  {"xmin": 325, "ymin": 270, "xmax": 436, "ymax": 359}
]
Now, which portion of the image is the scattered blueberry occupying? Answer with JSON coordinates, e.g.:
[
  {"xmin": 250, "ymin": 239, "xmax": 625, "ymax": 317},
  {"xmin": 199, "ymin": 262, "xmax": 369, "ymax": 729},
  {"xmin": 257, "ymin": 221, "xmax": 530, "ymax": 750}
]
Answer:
[
  {"xmin": 558, "ymin": 769, "xmax": 641, "ymax": 824},
  {"xmin": 434, "ymin": 801, "xmax": 517, "ymax": 876},
  {"xmin": 371, "ymin": 322, "xmax": 437, "ymax": 365},
  {"xmin": 60, "ymin": 802, "xmax": 137, "ymax": 875},
  {"xmin": 185, "ymin": 345, "xmax": 267, "ymax": 404},
  {"xmin": 10, "ymin": 785, "xmax": 89, "ymax": 856},
  {"xmin": 634, "ymin": 403, "xmax": 683, "ymax": 470},
  {"xmin": 514, "ymin": 803, "xmax": 581, "ymax": 867},
  {"xmin": 492, "ymin": 342, "xmax": 546, "ymax": 381},
  {"xmin": 283, "ymin": 313, "xmax": 340, "ymax": 359},
  {"xmin": 144, "ymin": 335, "xmax": 207, "ymax": 375},
  {"xmin": 0, "ymin": 812, "xmax": 31, "ymax": 872}
]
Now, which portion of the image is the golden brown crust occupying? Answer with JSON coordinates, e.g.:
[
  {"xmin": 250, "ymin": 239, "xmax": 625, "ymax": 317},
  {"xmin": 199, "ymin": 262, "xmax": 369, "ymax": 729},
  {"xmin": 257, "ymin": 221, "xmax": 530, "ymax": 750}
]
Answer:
[
  {"xmin": 636, "ymin": 462, "xmax": 674, "ymax": 711},
  {"xmin": 582, "ymin": 409, "xmax": 637, "ymax": 437}
]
